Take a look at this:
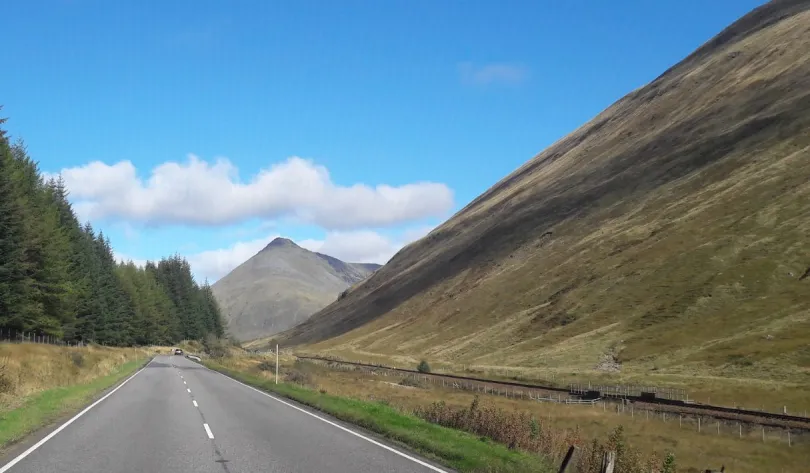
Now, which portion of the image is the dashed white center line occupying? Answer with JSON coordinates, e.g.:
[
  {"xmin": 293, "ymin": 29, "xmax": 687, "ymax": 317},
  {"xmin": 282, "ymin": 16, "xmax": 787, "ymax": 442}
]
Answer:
[
  {"xmin": 184, "ymin": 381, "xmax": 187, "ymax": 384},
  {"xmin": 187, "ymin": 388, "xmax": 191, "ymax": 393},
  {"xmin": 193, "ymin": 400, "xmax": 198, "ymax": 407},
  {"xmin": 203, "ymin": 423, "xmax": 214, "ymax": 439}
]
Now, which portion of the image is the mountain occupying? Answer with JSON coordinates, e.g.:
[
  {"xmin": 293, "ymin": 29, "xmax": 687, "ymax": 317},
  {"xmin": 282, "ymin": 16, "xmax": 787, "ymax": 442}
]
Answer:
[
  {"xmin": 211, "ymin": 238, "xmax": 380, "ymax": 341},
  {"xmin": 278, "ymin": 0, "xmax": 810, "ymax": 381}
]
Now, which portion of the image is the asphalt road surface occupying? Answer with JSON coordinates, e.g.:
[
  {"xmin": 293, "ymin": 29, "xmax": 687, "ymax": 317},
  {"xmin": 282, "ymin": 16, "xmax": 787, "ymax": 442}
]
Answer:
[{"xmin": 0, "ymin": 355, "xmax": 451, "ymax": 473}]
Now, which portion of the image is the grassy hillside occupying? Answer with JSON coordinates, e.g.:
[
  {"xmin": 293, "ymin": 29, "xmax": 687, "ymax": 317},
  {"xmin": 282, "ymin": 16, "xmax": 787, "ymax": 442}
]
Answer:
[{"xmin": 277, "ymin": 0, "xmax": 810, "ymax": 392}]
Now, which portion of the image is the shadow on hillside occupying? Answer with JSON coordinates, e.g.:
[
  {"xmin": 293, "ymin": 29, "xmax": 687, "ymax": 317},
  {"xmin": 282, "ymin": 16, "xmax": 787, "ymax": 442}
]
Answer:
[{"xmin": 284, "ymin": 3, "xmax": 810, "ymax": 347}]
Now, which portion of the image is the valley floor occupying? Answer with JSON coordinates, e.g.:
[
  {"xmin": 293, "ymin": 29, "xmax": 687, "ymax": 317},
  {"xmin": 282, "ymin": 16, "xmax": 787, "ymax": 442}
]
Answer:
[
  {"xmin": 224, "ymin": 351, "xmax": 810, "ymax": 473},
  {"xmin": 294, "ymin": 348, "xmax": 810, "ymax": 419}
]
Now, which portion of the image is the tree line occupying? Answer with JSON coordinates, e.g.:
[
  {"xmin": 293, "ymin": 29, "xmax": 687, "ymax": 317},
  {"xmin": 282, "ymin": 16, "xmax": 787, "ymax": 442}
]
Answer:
[{"xmin": 0, "ymin": 114, "xmax": 225, "ymax": 346}]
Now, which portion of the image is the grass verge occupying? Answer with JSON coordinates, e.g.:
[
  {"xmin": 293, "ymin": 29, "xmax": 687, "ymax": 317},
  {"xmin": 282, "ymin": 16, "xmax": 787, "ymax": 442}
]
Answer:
[
  {"xmin": 219, "ymin": 353, "xmax": 809, "ymax": 472},
  {"xmin": 204, "ymin": 359, "xmax": 553, "ymax": 473},
  {"xmin": 0, "ymin": 357, "xmax": 148, "ymax": 450}
]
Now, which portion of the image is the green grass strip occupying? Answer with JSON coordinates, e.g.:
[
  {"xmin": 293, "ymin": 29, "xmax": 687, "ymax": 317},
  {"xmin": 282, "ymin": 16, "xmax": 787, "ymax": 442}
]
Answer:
[
  {"xmin": 0, "ymin": 358, "xmax": 148, "ymax": 450},
  {"xmin": 205, "ymin": 361, "xmax": 553, "ymax": 473}
]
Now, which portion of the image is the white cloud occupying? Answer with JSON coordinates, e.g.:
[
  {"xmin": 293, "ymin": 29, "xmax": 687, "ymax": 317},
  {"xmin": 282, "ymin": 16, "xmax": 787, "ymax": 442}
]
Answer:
[
  {"xmin": 299, "ymin": 231, "xmax": 395, "ymax": 264},
  {"xmin": 187, "ymin": 225, "xmax": 436, "ymax": 283},
  {"xmin": 187, "ymin": 234, "xmax": 280, "ymax": 283},
  {"xmin": 116, "ymin": 222, "xmax": 140, "ymax": 241},
  {"xmin": 458, "ymin": 62, "xmax": 529, "ymax": 86},
  {"xmin": 399, "ymin": 225, "xmax": 435, "ymax": 243},
  {"xmin": 300, "ymin": 225, "xmax": 435, "ymax": 264},
  {"xmin": 51, "ymin": 155, "xmax": 453, "ymax": 230},
  {"xmin": 114, "ymin": 252, "xmax": 147, "ymax": 268}
]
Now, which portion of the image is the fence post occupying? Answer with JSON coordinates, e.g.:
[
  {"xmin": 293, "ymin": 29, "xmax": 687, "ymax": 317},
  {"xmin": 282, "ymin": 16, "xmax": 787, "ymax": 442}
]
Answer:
[
  {"xmin": 601, "ymin": 451, "xmax": 616, "ymax": 473},
  {"xmin": 558, "ymin": 445, "xmax": 579, "ymax": 473}
]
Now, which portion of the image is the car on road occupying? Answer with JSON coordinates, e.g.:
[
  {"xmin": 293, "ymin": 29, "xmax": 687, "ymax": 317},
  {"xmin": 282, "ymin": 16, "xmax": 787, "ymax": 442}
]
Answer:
[{"xmin": 174, "ymin": 348, "xmax": 183, "ymax": 355}]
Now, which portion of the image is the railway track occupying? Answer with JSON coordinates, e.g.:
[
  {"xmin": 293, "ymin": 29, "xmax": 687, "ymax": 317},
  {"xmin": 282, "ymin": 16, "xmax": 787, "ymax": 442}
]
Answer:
[{"xmin": 296, "ymin": 355, "xmax": 810, "ymax": 431}]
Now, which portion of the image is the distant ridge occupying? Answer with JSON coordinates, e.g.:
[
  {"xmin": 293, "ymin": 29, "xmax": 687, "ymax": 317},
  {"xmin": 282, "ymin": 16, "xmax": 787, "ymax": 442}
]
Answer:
[{"xmin": 211, "ymin": 237, "xmax": 380, "ymax": 341}]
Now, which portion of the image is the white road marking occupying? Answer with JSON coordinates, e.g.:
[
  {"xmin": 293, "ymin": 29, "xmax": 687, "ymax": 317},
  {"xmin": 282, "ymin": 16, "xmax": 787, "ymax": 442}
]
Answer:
[
  {"xmin": 203, "ymin": 423, "xmax": 214, "ymax": 439},
  {"xmin": 193, "ymin": 400, "xmax": 198, "ymax": 407},
  {"xmin": 187, "ymin": 388, "xmax": 191, "ymax": 393},
  {"xmin": 212, "ymin": 370, "xmax": 450, "ymax": 473},
  {"xmin": 184, "ymin": 381, "xmax": 187, "ymax": 384},
  {"xmin": 0, "ymin": 358, "xmax": 154, "ymax": 473}
]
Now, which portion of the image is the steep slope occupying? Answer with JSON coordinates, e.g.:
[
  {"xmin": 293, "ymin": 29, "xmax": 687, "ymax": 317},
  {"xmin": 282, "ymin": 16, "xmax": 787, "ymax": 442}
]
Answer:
[
  {"xmin": 211, "ymin": 238, "xmax": 380, "ymax": 341},
  {"xmin": 280, "ymin": 0, "xmax": 810, "ymax": 381}
]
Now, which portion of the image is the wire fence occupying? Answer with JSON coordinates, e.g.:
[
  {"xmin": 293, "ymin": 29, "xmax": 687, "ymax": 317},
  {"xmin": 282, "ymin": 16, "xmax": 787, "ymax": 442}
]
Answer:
[
  {"xmin": 0, "ymin": 327, "xmax": 88, "ymax": 347},
  {"xmin": 570, "ymin": 383, "xmax": 688, "ymax": 402},
  {"xmin": 303, "ymin": 357, "xmax": 810, "ymax": 446}
]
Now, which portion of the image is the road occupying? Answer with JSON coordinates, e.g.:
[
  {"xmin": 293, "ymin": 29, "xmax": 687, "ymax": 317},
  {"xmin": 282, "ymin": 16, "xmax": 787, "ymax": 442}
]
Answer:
[{"xmin": 0, "ymin": 356, "xmax": 450, "ymax": 473}]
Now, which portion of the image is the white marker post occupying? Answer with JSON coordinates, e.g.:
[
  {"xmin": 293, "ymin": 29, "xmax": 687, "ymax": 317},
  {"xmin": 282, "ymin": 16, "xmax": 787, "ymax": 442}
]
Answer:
[{"xmin": 275, "ymin": 344, "xmax": 279, "ymax": 384}]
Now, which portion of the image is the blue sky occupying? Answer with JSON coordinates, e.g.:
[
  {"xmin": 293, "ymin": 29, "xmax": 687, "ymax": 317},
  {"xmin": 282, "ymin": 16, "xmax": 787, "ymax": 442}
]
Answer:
[{"xmin": 2, "ymin": 0, "xmax": 766, "ymax": 282}]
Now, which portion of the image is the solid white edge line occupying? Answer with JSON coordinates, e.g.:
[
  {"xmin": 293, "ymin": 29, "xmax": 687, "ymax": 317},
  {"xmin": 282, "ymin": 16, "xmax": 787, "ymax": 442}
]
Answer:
[
  {"xmin": 193, "ymin": 400, "xmax": 198, "ymax": 407},
  {"xmin": 212, "ymin": 370, "xmax": 450, "ymax": 473},
  {"xmin": 203, "ymin": 423, "xmax": 214, "ymax": 439},
  {"xmin": 0, "ymin": 357, "xmax": 154, "ymax": 473}
]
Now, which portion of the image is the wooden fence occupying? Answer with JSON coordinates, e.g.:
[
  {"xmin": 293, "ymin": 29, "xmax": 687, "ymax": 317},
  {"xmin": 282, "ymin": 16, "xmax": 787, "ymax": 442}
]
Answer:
[{"xmin": 557, "ymin": 445, "xmax": 724, "ymax": 473}]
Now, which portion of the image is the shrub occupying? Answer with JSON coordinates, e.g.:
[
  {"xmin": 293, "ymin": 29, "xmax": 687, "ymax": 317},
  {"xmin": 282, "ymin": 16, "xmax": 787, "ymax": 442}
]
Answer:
[
  {"xmin": 399, "ymin": 376, "xmax": 428, "ymax": 389},
  {"xmin": 662, "ymin": 453, "xmax": 676, "ymax": 473},
  {"xmin": 0, "ymin": 359, "xmax": 12, "ymax": 394},
  {"xmin": 417, "ymin": 360, "xmax": 431, "ymax": 373},
  {"xmin": 284, "ymin": 370, "xmax": 313, "ymax": 386},
  {"xmin": 0, "ymin": 374, "xmax": 12, "ymax": 394},
  {"xmin": 413, "ymin": 397, "xmax": 667, "ymax": 473},
  {"xmin": 257, "ymin": 361, "xmax": 274, "ymax": 372},
  {"xmin": 70, "ymin": 352, "xmax": 85, "ymax": 368},
  {"xmin": 203, "ymin": 334, "xmax": 230, "ymax": 358}
]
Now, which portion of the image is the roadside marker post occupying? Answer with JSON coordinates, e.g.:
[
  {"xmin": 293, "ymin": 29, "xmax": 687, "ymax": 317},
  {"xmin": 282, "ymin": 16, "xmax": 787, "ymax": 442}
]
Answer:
[{"xmin": 275, "ymin": 344, "xmax": 279, "ymax": 384}]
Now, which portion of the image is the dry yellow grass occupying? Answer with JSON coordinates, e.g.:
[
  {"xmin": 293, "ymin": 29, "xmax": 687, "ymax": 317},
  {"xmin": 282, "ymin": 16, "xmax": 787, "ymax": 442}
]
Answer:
[
  {"xmin": 296, "ymin": 349, "xmax": 810, "ymax": 416},
  {"xmin": 213, "ymin": 349, "xmax": 297, "ymax": 373},
  {"xmin": 0, "ymin": 343, "xmax": 158, "ymax": 411},
  {"xmin": 251, "ymin": 357, "xmax": 809, "ymax": 473}
]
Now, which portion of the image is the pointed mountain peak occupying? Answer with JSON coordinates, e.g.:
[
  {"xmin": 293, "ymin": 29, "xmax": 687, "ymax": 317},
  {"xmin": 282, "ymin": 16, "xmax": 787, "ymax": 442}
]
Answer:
[{"xmin": 262, "ymin": 237, "xmax": 299, "ymax": 251}]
